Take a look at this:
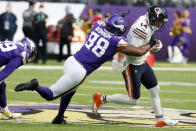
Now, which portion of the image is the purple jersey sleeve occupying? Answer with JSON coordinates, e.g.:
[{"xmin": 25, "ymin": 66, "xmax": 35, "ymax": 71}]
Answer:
[
  {"xmin": 0, "ymin": 41, "xmax": 23, "ymax": 67},
  {"xmin": 74, "ymin": 21, "xmax": 128, "ymax": 75},
  {"xmin": 0, "ymin": 41, "xmax": 24, "ymax": 82},
  {"xmin": 0, "ymin": 57, "xmax": 22, "ymax": 83}
]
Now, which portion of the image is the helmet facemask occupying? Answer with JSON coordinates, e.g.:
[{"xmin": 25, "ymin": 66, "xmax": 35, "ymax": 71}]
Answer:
[
  {"xmin": 147, "ymin": 6, "xmax": 168, "ymax": 31},
  {"xmin": 154, "ymin": 15, "xmax": 168, "ymax": 31}
]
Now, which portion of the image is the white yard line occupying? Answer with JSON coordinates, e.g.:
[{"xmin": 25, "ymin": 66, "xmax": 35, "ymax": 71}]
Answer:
[
  {"xmin": 18, "ymin": 65, "xmax": 196, "ymax": 72},
  {"xmin": 7, "ymin": 92, "xmax": 196, "ymax": 104},
  {"xmin": 88, "ymin": 80, "xmax": 196, "ymax": 86},
  {"xmin": 9, "ymin": 84, "xmax": 196, "ymax": 95},
  {"xmin": 80, "ymin": 85, "xmax": 196, "ymax": 94}
]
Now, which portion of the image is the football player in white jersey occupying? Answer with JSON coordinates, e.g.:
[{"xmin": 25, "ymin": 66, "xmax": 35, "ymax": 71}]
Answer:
[{"xmin": 92, "ymin": 6, "xmax": 179, "ymax": 127}]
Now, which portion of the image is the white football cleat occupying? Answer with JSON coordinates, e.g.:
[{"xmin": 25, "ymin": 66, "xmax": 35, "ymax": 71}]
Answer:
[
  {"xmin": 155, "ymin": 117, "xmax": 179, "ymax": 127},
  {"xmin": 1, "ymin": 111, "xmax": 22, "ymax": 120},
  {"xmin": 92, "ymin": 93, "xmax": 103, "ymax": 115}
]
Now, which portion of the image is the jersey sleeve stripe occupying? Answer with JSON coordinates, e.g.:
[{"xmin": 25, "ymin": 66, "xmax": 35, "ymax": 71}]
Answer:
[
  {"xmin": 133, "ymin": 30, "xmax": 145, "ymax": 39},
  {"xmin": 136, "ymin": 28, "xmax": 147, "ymax": 35},
  {"xmin": 134, "ymin": 28, "xmax": 147, "ymax": 38}
]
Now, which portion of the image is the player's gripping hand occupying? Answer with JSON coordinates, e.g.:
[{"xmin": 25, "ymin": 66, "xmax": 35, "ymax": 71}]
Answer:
[
  {"xmin": 112, "ymin": 59, "xmax": 128, "ymax": 72},
  {"xmin": 151, "ymin": 40, "xmax": 163, "ymax": 52},
  {"xmin": 148, "ymin": 34, "xmax": 158, "ymax": 47}
]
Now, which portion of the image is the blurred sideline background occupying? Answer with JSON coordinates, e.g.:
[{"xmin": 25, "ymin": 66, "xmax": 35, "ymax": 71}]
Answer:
[{"xmin": 0, "ymin": 0, "xmax": 195, "ymax": 62}]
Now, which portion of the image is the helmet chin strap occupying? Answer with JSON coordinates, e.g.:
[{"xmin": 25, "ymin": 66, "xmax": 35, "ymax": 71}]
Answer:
[
  {"xmin": 20, "ymin": 51, "xmax": 27, "ymax": 64},
  {"xmin": 20, "ymin": 42, "xmax": 29, "ymax": 64}
]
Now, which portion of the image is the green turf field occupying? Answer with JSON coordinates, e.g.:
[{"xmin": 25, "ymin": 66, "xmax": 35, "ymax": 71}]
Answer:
[{"xmin": 1, "ymin": 62, "xmax": 196, "ymax": 130}]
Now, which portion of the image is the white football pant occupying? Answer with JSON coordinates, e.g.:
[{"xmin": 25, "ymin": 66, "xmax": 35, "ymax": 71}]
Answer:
[{"xmin": 50, "ymin": 56, "xmax": 87, "ymax": 97}]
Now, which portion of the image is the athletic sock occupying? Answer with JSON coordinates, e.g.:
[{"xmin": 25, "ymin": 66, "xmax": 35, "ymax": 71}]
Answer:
[
  {"xmin": 106, "ymin": 94, "xmax": 135, "ymax": 105},
  {"xmin": 57, "ymin": 91, "xmax": 76, "ymax": 117},
  {"xmin": 0, "ymin": 82, "xmax": 7, "ymax": 108},
  {"xmin": 36, "ymin": 86, "xmax": 55, "ymax": 101}
]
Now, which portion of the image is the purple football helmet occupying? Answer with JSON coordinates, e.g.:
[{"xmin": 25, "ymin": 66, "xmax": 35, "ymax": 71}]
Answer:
[
  {"xmin": 21, "ymin": 37, "xmax": 37, "ymax": 63},
  {"xmin": 105, "ymin": 14, "xmax": 126, "ymax": 36}
]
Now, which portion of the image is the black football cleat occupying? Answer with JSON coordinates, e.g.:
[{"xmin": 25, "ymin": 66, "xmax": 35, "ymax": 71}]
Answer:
[
  {"xmin": 15, "ymin": 79, "xmax": 39, "ymax": 92},
  {"xmin": 52, "ymin": 116, "xmax": 67, "ymax": 124}
]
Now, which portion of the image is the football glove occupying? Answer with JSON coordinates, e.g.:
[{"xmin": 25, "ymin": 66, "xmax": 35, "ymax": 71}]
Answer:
[
  {"xmin": 112, "ymin": 59, "xmax": 128, "ymax": 72},
  {"xmin": 149, "ymin": 34, "xmax": 158, "ymax": 47},
  {"xmin": 151, "ymin": 40, "xmax": 163, "ymax": 52}
]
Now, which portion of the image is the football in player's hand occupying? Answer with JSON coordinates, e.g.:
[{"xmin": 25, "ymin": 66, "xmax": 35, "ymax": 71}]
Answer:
[{"xmin": 151, "ymin": 40, "xmax": 163, "ymax": 52}]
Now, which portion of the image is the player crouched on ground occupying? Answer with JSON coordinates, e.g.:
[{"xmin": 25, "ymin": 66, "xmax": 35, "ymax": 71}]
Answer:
[{"xmin": 0, "ymin": 38, "xmax": 37, "ymax": 119}]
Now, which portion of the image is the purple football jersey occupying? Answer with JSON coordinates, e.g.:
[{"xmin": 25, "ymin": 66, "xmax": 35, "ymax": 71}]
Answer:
[
  {"xmin": 74, "ymin": 21, "xmax": 128, "ymax": 75},
  {"xmin": 0, "ymin": 41, "xmax": 23, "ymax": 82}
]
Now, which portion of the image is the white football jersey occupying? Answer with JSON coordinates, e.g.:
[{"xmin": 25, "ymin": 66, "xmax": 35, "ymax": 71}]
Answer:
[{"xmin": 126, "ymin": 15, "xmax": 155, "ymax": 65}]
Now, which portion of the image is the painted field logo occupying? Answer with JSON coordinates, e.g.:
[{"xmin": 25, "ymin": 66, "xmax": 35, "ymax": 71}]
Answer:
[{"xmin": 1, "ymin": 105, "xmax": 196, "ymax": 129}]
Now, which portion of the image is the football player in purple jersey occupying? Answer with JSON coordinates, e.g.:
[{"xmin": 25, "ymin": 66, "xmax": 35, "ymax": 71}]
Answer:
[
  {"xmin": 15, "ymin": 12, "xmax": 158, "ymax": 124},
  {"xmin": 0, "ymin": 38, "xmax": 36, "ymax": 119}
]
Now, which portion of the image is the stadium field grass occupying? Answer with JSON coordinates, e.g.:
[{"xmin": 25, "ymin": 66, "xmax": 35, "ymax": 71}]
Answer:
[
  {"xmin": 0, "ymin": 122, "xmax": 190, "ymax": 131},
  {"xmin": 2, "ymin": 61, "xmax": 196, "ymax": 130}
]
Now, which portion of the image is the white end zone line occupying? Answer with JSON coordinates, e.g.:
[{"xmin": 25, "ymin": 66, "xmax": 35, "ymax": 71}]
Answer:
[{"xmin": 18, "ymin": 65, "xmax": 196, "ymax": 72}]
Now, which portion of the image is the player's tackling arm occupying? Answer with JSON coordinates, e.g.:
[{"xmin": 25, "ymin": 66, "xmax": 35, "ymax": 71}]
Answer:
[
  {"xmin": 116, "ymin": 44, "xmax": 151, "ymax": 56},
  {"xmin": 116, "ymin": 36, "xmax": 158, "ymax": 56}
]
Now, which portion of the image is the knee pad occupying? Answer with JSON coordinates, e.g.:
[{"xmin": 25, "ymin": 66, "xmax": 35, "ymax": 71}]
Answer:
[{"xmin": 149, "ymin": 85, "xmax": 160, "ymax": 97}]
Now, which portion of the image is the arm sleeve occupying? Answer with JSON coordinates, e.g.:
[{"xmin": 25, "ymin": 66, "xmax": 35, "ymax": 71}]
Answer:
[{"xmin": 0, "ymin": 57, "xmax": 22, "ymax": 82}]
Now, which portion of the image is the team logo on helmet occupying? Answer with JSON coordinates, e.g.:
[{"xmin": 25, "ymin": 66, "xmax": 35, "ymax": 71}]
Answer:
[{"xmin": 20, "ymin": 38, "xmax": 37, "ymax": 63}]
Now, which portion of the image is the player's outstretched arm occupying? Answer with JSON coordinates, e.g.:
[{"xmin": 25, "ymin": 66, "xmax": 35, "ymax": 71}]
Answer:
[
  {"xmin": 116, "ymin": 44, "xmax": 150, "ymax": 56},
  {"xmin": 116, "ymin": 35, "xmax": 158, "ymax": 56}
]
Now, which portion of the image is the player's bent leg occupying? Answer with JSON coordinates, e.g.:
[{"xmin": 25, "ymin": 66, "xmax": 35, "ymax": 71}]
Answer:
[
  {"xmin": 52, "ymin": 91, "xmax": 76, "ymax": 124},
  {"xmin": 50, "ymin": 56, "xmax": 87, "ymax": 98},
  {"xmin": 149, "ymin": 85, "xmax": 179, "ymax": 127},
  {"xmin": 15, "ymin": 56, "xmax": 86, "ymax": 102},
  {"xmin": 15, "ymin": 79, "xmax": 55, "ymax": 101},
  {"xmin": 0, "ymin": 82, "xmax": 7, "ymax": 108},
  {"xmin": 105, "ymin": 94, "xmax": 139, "ymax": 105},
  {"xmin": 92, "ymin": 93, "xmax": 139, "ymax": 115},
  {"xmin": 149, "ymin": 85, "xmax": 162, "ymax": 116}
]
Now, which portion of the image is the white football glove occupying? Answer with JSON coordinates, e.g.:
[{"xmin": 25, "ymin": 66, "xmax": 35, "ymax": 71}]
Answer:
[
  {"xmin": 151, "ymin": 40, "xmax": 163, "ymax": 52},
  {"xmin": 112, "ymin": 59, "xmax": 128, "ymax": 72}
]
